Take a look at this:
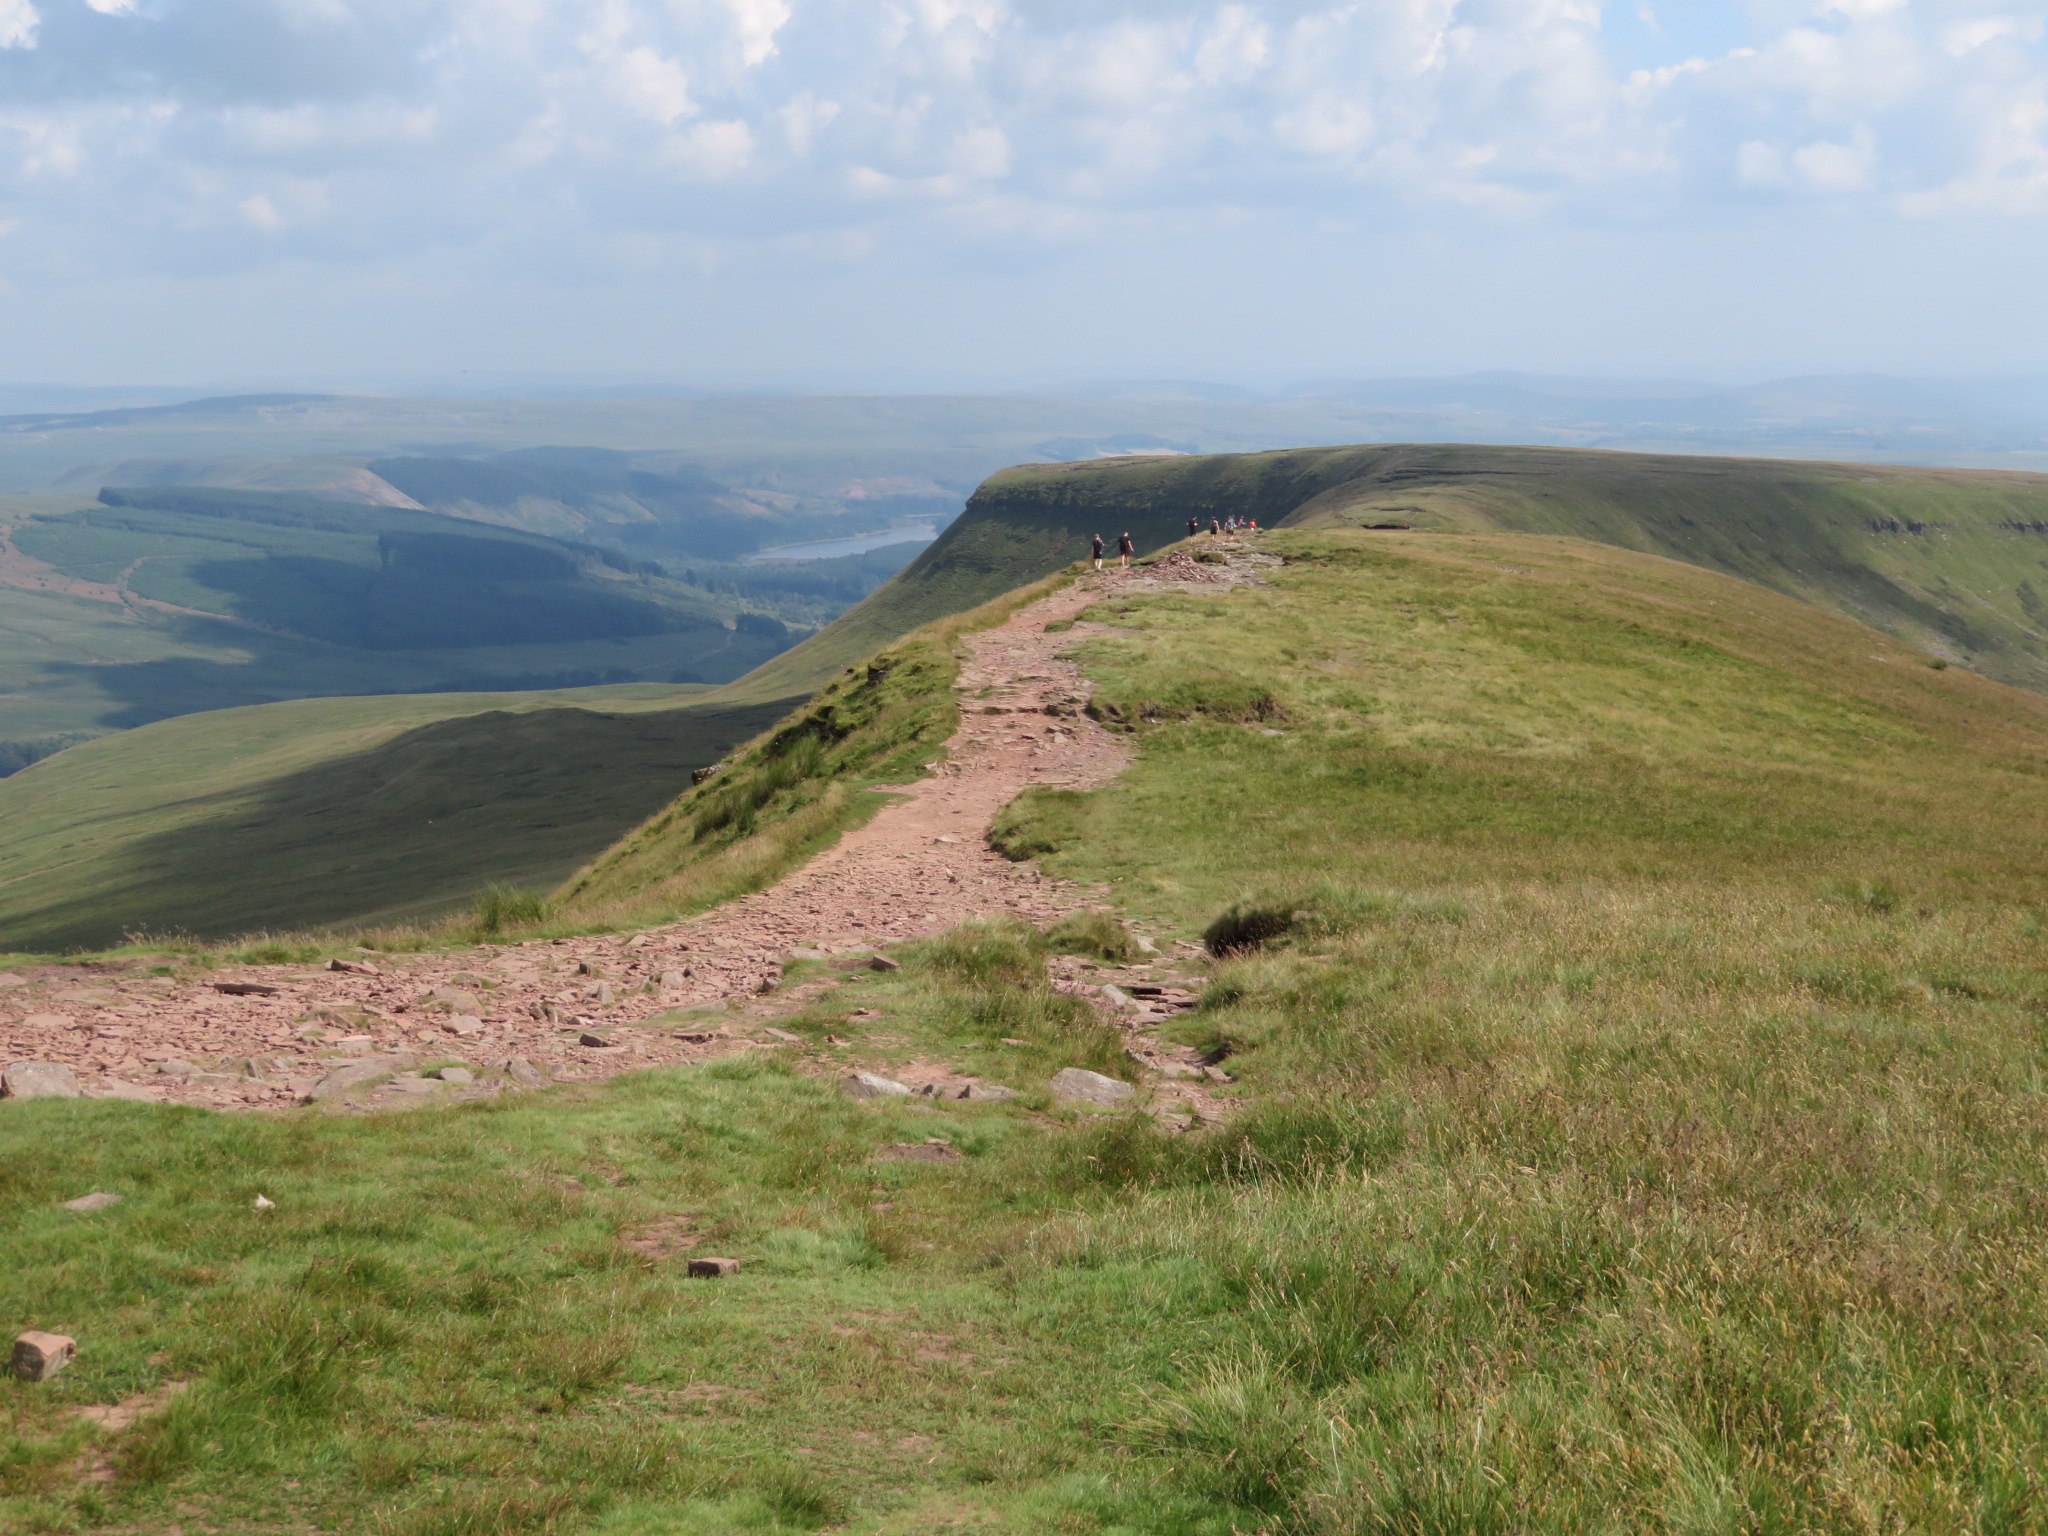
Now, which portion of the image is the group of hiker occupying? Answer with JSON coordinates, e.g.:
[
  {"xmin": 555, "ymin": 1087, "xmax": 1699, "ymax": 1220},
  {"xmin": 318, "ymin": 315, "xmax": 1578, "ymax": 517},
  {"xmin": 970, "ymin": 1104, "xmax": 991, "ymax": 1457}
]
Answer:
[{"xmin": 1090, "ymin": 514, "xmax": 1260, "ymax": 570}]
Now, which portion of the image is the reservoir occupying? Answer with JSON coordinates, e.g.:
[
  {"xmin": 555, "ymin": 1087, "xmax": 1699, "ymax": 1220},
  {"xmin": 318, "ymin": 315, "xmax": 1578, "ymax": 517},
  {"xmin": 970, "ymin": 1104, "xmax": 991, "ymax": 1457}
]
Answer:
[{"xmin": 745, "ymin": 525, "xmax": 940, "ymax": 562}]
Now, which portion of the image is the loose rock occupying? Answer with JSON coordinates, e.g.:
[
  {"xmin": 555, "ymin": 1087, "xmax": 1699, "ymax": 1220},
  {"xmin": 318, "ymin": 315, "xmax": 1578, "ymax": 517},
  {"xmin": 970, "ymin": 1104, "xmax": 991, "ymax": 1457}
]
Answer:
[
  {"xmin": 2, "ymin": 1062, "xmax": 80, "ymax": 1100},
  {"xmin": 304, "ymin": 1055, "xmax": 414, "ymax": 1102},
  {"xmin": 434, "ymin": 1066, "xmax": 474, "ymax": 1084},
  {"xmin": 62, "ymin": 1191, "xmax": 122, "ymax": 1212},
  {"xmin": 327, "ymin": 958, "xmax": 380, "ymax": 975},
  {"xmin": 11, "ymin": 1331, "xmax": 74, "ymax": 1381},
  {"xmin": 687, "ymin": 1256, "xmax": 741, "ymax": 1278},
  {"xmin": 1049, "ymin": 1067, "xmax": 1137, "ymax": 1107},
  {"xmin": 841, "ymin": 1071, "xmax": 912, "ymax": 1100}
]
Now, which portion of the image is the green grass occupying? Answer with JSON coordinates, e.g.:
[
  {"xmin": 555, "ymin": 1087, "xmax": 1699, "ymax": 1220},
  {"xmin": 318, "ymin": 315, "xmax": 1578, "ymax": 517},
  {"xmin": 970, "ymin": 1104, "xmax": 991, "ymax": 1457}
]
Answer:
[{"xmin": 12, "ymin": 528, "xmax": 2048, "ymax": 1530}]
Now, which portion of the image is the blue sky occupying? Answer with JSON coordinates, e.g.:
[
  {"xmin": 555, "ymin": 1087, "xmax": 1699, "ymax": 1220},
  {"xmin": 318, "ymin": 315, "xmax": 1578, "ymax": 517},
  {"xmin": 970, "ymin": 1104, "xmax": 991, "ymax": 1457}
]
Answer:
[{"xmin": 0, "ymin": 0, "xmax": 2045, "ymax": 387}]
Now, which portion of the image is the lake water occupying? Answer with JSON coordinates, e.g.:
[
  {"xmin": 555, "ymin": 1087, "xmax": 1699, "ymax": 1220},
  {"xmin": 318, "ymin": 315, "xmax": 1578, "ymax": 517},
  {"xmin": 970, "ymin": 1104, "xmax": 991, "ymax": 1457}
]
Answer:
[{"xmin": 745, "ymin": 526, "xmax": 940, "ymax": 563}]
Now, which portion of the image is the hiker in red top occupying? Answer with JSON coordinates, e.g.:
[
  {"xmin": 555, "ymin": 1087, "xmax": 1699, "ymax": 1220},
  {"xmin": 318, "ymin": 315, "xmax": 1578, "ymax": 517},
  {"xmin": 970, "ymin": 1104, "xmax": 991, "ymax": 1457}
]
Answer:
[
  {"xmin": 1091, "ymin": 533, "xmax": 1105, "ymax": 570},
  {"xmin": 1118, "ymin": 531, "xmax": 1135, "ymax": 568}
]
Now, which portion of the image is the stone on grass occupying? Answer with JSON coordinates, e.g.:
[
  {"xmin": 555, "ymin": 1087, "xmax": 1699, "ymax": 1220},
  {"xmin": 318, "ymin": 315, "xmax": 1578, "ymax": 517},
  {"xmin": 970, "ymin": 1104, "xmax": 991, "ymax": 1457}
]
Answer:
[
  {"xmin": 961, "ymin": 1083, "xmax": 1019, "ymax": 1102},
  {"xmin": 1133, "ymin": 936, "xmax": 1161, "ymax": 955},
  {"xmin": 1049, "ymin": 1067, "xmax": 1137, "ymax": 1108},
  {"xmin": 12, "ymin": 1331, "xmax": 74, "ymax": 1381},
  {"xmin": 251, "ymin": 1195, "xmax": 275, "ymax": 1211},
  {"xmin": 2, "ymin": 1062, "xmax": 79, "ymax": 1100},
  {"xmin": 62, "ymin": 1191, "xmax": 121, "ymax": 1212},
  {"xmin": 434, "ymin": 1066, "xmax": 474, "ymax": 1085},
  {"xmin": 840, "ymin": 1071, "xmax": 912, "ymax": 1100},
  {"xmin": 1099, "ymin": 985, "xmax": 1140, "ymax": 1012},
  {"xmin": 871, "ymin": 1141, "xmax": 964, "ymax": 1164},
  {"xmin": 504, "ymin": 1056, "xmax": 545, "ymax": 1086},
  {"xmin": 687, "ymin": 1256, "xmax": 740, "ymax": 1279},
  {"xmin": 868, "ymin": 955, "xmax": 901, "ymax": 973},
  {"xmin": 761, "ymin": 1027, "xmax": 802, "ymax": 1044}
]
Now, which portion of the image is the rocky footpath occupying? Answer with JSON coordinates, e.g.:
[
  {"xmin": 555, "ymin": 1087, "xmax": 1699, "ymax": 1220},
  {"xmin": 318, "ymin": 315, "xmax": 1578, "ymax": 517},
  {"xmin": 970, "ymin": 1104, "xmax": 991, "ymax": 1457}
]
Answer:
[{"xmin": 0, "ymin": 563, "xmax": 1248, "ymax": 1120}]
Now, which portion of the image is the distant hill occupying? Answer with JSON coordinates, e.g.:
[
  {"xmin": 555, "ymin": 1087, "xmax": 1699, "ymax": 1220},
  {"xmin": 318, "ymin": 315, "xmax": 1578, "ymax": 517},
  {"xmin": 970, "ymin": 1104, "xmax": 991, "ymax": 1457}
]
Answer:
[
  {"xmin": 863, "ymin": 444, "xmax": 2048, "ymax": 694},
  {"xmin": 0, "ymin": 486, "xmax": 801, "ymax": 751}
]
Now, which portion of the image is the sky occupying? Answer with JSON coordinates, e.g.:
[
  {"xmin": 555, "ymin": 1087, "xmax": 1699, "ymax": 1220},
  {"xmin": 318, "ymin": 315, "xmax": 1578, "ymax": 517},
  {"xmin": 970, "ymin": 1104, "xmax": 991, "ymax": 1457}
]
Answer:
[{"xmin": 1, "ymin": 0, "xmax": 2046, "ymax": 388}]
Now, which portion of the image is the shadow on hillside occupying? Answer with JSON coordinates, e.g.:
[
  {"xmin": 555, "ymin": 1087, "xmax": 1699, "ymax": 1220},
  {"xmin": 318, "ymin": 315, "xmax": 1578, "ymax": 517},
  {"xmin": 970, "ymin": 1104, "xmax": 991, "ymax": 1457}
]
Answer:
[{"xmin": 3, "ymin": 695, "xmax": 797, "ymax": 951}]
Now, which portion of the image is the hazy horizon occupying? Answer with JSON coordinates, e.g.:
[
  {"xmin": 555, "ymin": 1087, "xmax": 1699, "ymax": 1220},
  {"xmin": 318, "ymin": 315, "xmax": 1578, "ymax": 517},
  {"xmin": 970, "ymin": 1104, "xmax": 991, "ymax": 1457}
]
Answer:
[{"xmin": 1, "ymin": 1, "xmax": 2044, "ymax": 385}]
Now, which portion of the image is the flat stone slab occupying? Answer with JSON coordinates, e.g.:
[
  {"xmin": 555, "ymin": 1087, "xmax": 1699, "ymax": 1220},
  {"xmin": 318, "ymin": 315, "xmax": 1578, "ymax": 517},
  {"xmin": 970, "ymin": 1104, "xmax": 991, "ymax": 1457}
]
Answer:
[
  {"xmin": 2, "ymin": 1062, "xmax": 80, "ymax": 1100},
  {"xmin": 841, "ymin": 1071, "xmax": 912, "ymax": 1100},
  {"xmin": 1049, "ymin": 1067, "xmax": 1137, "ymax": 1107}
]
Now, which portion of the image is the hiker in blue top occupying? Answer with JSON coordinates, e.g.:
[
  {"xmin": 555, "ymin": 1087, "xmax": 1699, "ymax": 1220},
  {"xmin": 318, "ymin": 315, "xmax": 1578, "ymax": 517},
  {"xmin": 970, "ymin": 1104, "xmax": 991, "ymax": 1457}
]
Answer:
[
  {"xmin": 1187, "ymin": 516, "xmax": 1200, "ymax": 539},
  {"xmin": 1091, "ymin": 534, "xmax": 1105, "ymax": 570}
]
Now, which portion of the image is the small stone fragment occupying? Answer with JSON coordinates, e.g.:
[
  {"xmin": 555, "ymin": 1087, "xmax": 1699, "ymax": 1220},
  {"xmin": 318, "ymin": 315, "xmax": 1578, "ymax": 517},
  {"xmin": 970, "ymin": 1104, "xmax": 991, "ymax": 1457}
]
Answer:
[
  {"xmin": 1099, "ymin": 985, "xmax": 1140, "ymax": 1012},
  {"xmin": 578, "ymin": 1031, "xmax": 612, "ymax": 1048},
  {"xmin": 444, "ymin": 1016, "xmax": 484, "ymax": 1038},
  {"xmin": 575, "ymin": 959, "xmax": 604, "ymax": 977},
  {"xmin": 62, "ymin": 1191, "xmax": 121, "ymax": 1212},
  {"xmin": 871, "ymin": 1141, "xmax": 964, "ymax": 1163},
  {"xmin": 687, "ymin": 1256, "xmax": 740, "ymax": 1278},
  {"xmin": 1133, "ymin": 936, "xmax": 1161, "ymax": 955},
  {"xmin": 418, "ymin": 987, "xmax": 482, "ymax": 1015},
  {"xmin": 11, "ymin": 1331, "xmax": 74, "ymax": 1381},
  {"xmin": 841, "ymin": 1071, "xmax": 912, "ymax": 1100},
  {"xmin": 210, "ymin": 981, "xmax": 278, "ymax": 996},
  {"xmin": 961, "ymin": 1083, "xmax": 1019, "ymax": 1102},
  {"xmin": 1049, "ymin": 1067, "xmax": 1137, "ymax": 1107},
  {"xmin": 762, "ymin": 1027, "xmax": 802, "ymax": 1043},
  {"xmin": 505, "ymin": 1056, "xmax": 545, "ymax": 1086},
  {"xmin": 868, "ymin": 955, "xmax": 902, "ymax": 973},
  {"xmin": 999, "ymin": 1037, "xmax": 1029, "ymax": 1046},
  {"xmin": 251, "ymin": 1194, "xmax": 275, "ymax": 1211},
  {"xmin": 434, "ymin": 1067, "xmax": 474, "ymax": 1084},
  {"xmin": 658, "ymin": 970, "xmax": 686, "ymax": 988},
  {"xmin": 327, "ymin": 958, "xmax": 380, "ymax": 975},
  {"xmin": 1, "ymin": 1062, "xmax": 80, "ymax": 1100},
  {"xmin": 154, "ymin": 1058, "xmax": 198, "ymax": 1077}
]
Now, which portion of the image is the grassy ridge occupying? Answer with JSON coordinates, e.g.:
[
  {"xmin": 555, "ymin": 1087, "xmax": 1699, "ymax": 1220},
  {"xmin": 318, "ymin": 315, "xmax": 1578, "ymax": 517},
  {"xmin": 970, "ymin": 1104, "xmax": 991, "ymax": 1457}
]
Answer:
[
  {"xmin": 973, "ymin": 445, "xmax": 2048, "ymax": 692},
  {"xmin": 553, "ymin": 573, "xmax": 1074, "ymax": 930},
  {"xmin": 9, "ymin": 530, "xmax": 2048, "ymax": 1531}
]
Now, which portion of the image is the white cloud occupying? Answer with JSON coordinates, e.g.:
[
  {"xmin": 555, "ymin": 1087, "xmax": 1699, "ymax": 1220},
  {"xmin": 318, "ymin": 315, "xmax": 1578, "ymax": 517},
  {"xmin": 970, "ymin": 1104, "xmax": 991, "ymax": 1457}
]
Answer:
[
  {"xmin": 238, "ymin": 193, "xmax": 285, "ymax": 229},
  {"xmin": 0, "ymin": 0, "xmax": 2044, "ymax": 281},
  {"xmin": 0, "ymin": 0, "xmax": 36, "ymax": 49}
]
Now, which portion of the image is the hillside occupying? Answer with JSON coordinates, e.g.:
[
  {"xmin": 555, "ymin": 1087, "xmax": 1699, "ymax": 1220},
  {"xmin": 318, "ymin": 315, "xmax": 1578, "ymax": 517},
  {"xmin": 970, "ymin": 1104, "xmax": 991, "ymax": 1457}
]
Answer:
[
  {"xmin": 0, "ymin": 488, "xmax": 802, "ymax": 753},
  {"xmin": 967, "ymin": 444, "xmax": 2048, "ymax": 692},
  {"xmin": 9, "ymin": 529, "xmax": 2048, "ymax": 1534},
  {"xmin": 0, "ymin": 684, "xmax": 796, "ymax": 951}
]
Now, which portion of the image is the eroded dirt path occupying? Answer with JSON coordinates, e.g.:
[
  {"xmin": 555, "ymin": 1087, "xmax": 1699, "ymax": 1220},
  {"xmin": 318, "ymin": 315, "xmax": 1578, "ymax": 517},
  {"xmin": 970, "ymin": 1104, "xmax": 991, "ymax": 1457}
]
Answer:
[{"xmin": 1, "ymin": 553, "xmax": 1266, "ymax": 1117}]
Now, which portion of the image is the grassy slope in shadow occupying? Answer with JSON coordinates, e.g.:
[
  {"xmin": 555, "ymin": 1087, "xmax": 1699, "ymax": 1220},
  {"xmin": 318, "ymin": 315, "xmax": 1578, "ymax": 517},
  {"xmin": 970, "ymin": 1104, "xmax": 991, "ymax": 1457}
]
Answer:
[{"xmin": 0, "ymin": 688, "xmax": 793, "ymax": 950}]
